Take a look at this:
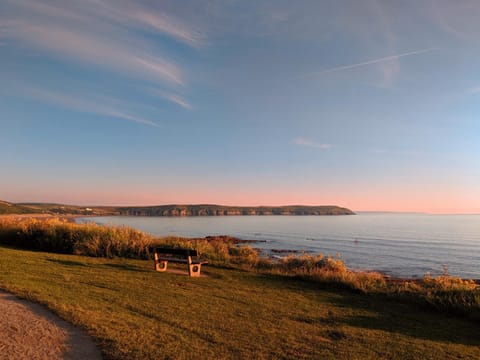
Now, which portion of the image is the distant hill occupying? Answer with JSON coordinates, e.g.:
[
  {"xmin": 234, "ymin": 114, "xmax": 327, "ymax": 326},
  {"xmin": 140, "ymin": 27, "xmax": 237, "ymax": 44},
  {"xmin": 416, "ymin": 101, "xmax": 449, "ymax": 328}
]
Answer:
[
  {"xmin": 16, "ymin": 202, "xmax": 116, "ymax": 216},
  {"xmin": 0, "ymin": 200, "xmax": 35, "ymax": 214},
  {"xmin": 115, "ymin": 204, "xmax": 355, "ymax": 216},
  {"xmin": 2, "ymin": 200, "xmax": 355, "ymax": 216}
]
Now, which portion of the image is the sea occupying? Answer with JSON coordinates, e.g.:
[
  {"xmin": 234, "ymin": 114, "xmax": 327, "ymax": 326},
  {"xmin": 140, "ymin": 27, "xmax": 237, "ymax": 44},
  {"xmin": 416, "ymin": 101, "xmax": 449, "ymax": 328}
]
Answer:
[{"xmin": 76, "ymin": 213, "xmax": 480, "ymax": 279}]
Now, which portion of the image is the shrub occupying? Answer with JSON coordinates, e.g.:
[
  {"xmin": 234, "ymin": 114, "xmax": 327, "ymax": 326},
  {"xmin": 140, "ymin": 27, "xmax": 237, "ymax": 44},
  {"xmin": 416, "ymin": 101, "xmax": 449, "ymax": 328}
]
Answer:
[
  {"xmin": 228, "ymin": 246, "xmax": 260, "ymax": 266},
  {"xmin": 252, "ymin": 253, "xmax": 387, "ymax": 293},
  {"xmin": 423, "ymin": 273, "xmax": 477, "ymax": 292}
]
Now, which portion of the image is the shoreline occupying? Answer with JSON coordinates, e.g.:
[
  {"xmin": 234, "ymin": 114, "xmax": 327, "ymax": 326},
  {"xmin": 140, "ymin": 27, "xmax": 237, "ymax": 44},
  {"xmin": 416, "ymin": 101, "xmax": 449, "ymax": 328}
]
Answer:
[{"xmin": 3, "ymin": 214, "xmax": 479, "ymax": 282}]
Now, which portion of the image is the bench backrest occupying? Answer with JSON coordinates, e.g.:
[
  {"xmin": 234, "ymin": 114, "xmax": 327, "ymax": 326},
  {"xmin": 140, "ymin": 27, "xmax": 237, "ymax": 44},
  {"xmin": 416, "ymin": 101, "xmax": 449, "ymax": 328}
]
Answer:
[{"xmin": 152, "ymin": 247, "xmax": 199, "ymax": 257}]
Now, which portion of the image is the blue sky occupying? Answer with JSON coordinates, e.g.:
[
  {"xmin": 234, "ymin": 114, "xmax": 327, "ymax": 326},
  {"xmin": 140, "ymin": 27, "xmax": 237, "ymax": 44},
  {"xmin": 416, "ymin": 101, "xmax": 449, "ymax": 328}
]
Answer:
[{"xmin": 1, "ymin": 0, "xmax": 479, "ymax": 213}]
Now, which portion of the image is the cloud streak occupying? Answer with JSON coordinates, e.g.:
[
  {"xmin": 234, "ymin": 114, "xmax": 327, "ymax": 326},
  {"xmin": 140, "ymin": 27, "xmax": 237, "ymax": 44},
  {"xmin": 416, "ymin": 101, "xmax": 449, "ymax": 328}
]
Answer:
[
  {"xmin": 148, "ymin": 89, "xmax": 192, "ymax": 109},
  {"xmin": 467, "ymin": 86, "xmax": 480, "ymax": 94},
  {"xmin": 129, "ymin": 11, "xmax": 204, "ymax": 47},
  {"xmin": 300, "ymin": 48, "xmax": 437, "ymax": 78},
  {"xmin": 4, "ymin": 0, "xmax": 204, "ymax": 47},
  {"xmin": 292, "ymin": 138, "xmax": 333, "ymax": 149},
  {"xmin": 0, "ymin": 1, "xmax": 205, "ymax": 86},
  {"xmin": 26, "ymin": 88, "xmax": 160, "ymax": 128},
  {"xmin": 160, "ymin": 94, "xmax": 192, "ymax": 110},
  {"xmin": 4, "ymin": 21, "xmax": 183, "ymax": 85}
]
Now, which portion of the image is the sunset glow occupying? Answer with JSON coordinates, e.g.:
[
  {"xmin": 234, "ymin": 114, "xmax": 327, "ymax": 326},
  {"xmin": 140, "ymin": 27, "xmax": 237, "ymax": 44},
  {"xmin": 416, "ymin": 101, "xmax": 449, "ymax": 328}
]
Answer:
[{"xmin": 1, "ymin": 1, "xmax": 479, "ymax": 213}]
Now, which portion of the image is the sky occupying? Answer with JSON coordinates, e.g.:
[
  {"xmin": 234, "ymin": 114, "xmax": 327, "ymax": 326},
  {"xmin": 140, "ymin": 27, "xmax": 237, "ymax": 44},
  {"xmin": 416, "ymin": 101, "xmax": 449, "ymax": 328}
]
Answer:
[{"xmin": 1, "ymin": 0, "xmax": 479, "ymax": 214}]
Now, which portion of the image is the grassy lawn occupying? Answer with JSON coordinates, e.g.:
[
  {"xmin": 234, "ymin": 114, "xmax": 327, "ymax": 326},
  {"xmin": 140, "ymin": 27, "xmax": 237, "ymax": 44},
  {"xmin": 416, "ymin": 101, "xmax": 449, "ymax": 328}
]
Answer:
[{"xmin": 0, "ymin": 245, "xmax": 479, "ymax": 359}]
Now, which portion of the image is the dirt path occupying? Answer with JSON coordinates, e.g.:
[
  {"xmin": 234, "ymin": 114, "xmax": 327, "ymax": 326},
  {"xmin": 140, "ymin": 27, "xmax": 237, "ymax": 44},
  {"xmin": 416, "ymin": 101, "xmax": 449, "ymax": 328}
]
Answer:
[{"xmin": 0, "ymin": 290, "xmax": 102, "ymax": 359}]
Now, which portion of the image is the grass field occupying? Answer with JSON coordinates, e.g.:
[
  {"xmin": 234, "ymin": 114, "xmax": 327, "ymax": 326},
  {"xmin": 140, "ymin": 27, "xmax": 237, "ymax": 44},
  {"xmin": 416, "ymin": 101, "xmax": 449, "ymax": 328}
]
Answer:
[{"xmin": 0, "ymin": 245, "xmax": 479, "ymax": 359}]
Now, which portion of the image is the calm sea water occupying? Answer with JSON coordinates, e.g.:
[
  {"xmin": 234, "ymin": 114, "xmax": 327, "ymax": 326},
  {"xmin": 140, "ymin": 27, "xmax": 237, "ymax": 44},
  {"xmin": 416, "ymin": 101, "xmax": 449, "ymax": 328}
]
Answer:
[{"xmin": 77, "ymin": 213, "xmax": 480, "ymax": 279}]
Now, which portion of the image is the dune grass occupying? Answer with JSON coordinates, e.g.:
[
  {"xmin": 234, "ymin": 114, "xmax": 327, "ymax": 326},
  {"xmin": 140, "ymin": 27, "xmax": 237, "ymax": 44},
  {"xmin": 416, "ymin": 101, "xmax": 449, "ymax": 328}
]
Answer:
[{"xmin": 0, "ymin": 245, "xmax": 479, "ymax": 359}]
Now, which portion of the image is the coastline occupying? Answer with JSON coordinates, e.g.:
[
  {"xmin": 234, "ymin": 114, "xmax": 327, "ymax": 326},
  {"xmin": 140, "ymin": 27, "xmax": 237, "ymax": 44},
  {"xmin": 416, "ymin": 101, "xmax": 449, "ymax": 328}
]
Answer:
[{"xmin": 4, "ymin": 214, "xmax": 479, "ymax": 282}]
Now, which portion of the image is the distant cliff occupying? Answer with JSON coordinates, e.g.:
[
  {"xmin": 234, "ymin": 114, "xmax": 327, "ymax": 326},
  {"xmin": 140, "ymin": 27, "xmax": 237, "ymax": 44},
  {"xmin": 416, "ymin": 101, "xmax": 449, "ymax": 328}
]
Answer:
[
  {"xmin": 1, "ymin": 200, "xmax": 355, "ymax": 216},
  {"xmin": 116, "ymin": 205, "xmax": 355, "ymax": 216}
]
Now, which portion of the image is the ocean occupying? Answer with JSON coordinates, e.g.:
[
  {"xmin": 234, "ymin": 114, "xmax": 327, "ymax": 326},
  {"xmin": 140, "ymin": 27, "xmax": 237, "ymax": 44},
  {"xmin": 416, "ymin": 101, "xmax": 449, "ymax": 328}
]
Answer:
[{"xmin": 77, "ymin": 213, "xmax": 480, "ymax": 279}]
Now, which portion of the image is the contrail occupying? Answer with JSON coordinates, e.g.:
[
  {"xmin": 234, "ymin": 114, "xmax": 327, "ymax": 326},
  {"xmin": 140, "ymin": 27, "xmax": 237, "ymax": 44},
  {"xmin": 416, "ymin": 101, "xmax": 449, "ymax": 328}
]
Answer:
[{"xmin": 300, "ymin": 48, "xmax": 437, "ymax": 78}]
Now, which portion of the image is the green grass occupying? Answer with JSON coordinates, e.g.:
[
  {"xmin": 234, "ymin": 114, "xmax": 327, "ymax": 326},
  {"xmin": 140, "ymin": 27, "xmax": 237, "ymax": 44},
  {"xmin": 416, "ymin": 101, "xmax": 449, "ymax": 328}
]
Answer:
[
  {"xmin": 0, "ymin": 245, "xmax": 479, "ymax": 359},
  {"xmin": 1, "ymin": 217, "xmax": 479, "ymax": 320}
]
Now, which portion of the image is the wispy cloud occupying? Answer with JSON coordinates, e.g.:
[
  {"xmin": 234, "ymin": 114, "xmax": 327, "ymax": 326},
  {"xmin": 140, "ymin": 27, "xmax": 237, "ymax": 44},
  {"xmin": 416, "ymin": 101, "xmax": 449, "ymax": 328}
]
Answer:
[
  {"xmin": 292, "ymin": 137, "xmax": 333, "ymax": 149},
  {"xmin": 300, "ymin": 48, "xmax": 437, "ymax": 78},
  {"xmin": 467, "ymin": 86, "xmax": 480, "ymax": 94},
  {"xmin": 148, "ymin": 89, "xmax": 192, "ymax": 109},
  {"xmin": 5, "ymin": 21, "xmax": 183, "ymax": 85},
  {"xmin": 0, "ymin": 1, "xmax": 205, "ymax": 86},
  {"xmin": 26, "ymin": 88, "xmax": 160, "ymax": 128},
  {"xmin": 129, "ymin": 11, "xmax": 204, "ymax": 47},
  {"xmin": 161, "ymin": 94, "xmax": 192, "ymax": 110},
  {"xmin": 5, "ymin": 0, "xmax": 204, "ymax": 47},
  {"xmin": 429, "ymin": 1, "xmax": 480, "ymax": 44}
]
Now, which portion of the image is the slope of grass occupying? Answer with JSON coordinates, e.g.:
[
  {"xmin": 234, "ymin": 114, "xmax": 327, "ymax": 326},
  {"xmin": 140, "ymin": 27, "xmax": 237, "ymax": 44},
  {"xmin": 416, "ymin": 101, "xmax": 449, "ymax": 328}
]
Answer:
[
  {"xmin": 0, "ymin": 200, "xmax": 34, "ymax": 214},
  {"xmin": 1, "ymin": 217, "xmax": 479, "ymax": 321},
  {"xmin": 0, "ymin": 246, "xmax": 479, "ymax": 359},
  {"xmin": 15, "ymin": 202, "xmax": 117, "ymax": 215}
]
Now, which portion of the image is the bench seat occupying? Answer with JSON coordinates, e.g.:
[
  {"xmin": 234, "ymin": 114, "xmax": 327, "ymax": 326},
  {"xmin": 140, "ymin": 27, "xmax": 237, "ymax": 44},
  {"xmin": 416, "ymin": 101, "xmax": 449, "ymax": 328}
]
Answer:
[
  {"xmin": 151, "ymin": 247, "xmax": 208, "ymax": 277},
  {"xmin": 157, "ymin": 257, "xmax": 205, "ymax": 264}
]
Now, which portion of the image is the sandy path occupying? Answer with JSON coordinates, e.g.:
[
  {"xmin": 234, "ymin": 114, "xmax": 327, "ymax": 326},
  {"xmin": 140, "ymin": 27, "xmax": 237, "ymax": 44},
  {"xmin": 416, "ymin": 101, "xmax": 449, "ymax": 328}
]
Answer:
[{"xmin": 0, "ymin": 291, "xmax": 102, "ymax": 359}]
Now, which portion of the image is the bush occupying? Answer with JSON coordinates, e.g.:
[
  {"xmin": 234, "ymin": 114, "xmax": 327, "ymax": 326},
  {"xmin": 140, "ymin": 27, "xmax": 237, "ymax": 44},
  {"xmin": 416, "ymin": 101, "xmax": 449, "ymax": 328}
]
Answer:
[
  {"xmin": 229, "ymin": 246, "xmax": 260, "ymax": 266},
  {"xmin": 423, "ymin": 273, "xmax": 477, "ymax": 292}
]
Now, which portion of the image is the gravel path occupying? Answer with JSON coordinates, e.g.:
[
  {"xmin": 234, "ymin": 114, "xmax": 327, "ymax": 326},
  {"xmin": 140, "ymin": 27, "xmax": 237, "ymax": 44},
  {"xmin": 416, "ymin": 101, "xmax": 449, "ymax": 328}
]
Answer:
[{"xmin": 0, "ymin": 290, "xmax": 102, "ymax": 359}]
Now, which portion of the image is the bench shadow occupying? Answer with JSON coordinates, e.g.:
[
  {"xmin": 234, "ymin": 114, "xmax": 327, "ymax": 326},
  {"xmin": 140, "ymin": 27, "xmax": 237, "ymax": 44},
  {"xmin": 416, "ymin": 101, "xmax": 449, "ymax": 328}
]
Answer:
[
  {"xmin": 46, "ymin": 258, "xmax": 87, "ymax": 267},
  {"xmin": 102, "ymin": 263, "xmax": 150, "ymax": 273},
  {"xmin": 243, "ymin": 273, "xmax": 480, "ymax": 347},
  {"xmin": 329, "ymin": 293, "xmax": 480, "ymax": 347},
  {"xmin": 46, "ymin": 257, "xmax": 149, "ymax": 273}
]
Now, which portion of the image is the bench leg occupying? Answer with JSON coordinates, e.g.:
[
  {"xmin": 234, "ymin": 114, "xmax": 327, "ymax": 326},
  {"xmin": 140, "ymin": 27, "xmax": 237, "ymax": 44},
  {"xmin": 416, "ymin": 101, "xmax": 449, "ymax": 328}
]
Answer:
[
  {"xmin": 154, "ymin": 252, "xmax": 168, "ymax": 272},
  {"xmin": 155, "ymin": 260, "xmax": 168, "ymax": 272},
  {"xmin": 188, "ymin": 263, "xmax": 201, "ymax": 277}
]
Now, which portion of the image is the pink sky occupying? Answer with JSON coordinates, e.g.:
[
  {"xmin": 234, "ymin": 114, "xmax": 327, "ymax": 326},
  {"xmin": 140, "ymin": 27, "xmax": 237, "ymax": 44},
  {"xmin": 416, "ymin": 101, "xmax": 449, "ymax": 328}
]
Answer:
[
  {"xmin": 2, "ymin": 1, "xmax": 480, "ymax": 216},
  {"xmin": 3, "ymin": 183, "xmax": 479, "ymax": 214}
]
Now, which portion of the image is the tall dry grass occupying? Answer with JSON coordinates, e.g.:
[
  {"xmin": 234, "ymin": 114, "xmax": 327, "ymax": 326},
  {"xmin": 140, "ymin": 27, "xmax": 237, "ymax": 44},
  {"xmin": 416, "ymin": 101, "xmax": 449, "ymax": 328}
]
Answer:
[
  {"xmin": 255, "ymin": 254, "xmax": 387, "ymax": 293},
  {"xmin": 0, "ymin": 217, "xmax": 153, "ymax": 258},
  {"xmin": 0, "ymin": 218, "xmax": 257, "ymax": 264}
]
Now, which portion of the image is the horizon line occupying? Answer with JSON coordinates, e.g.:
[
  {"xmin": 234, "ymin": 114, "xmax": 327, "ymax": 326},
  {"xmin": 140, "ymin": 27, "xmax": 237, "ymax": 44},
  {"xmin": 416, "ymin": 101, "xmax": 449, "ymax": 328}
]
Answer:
[{"xmin": 6, "ymin": 200, "xmax": 480, "ymax": 215}]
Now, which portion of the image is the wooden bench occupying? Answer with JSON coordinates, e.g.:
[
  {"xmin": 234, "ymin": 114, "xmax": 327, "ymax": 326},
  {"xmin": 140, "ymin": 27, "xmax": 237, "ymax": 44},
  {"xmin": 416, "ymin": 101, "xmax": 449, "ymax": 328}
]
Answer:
[{"xmin": 151, "ymin": 247, "xmax": 208, "ymax": 277}]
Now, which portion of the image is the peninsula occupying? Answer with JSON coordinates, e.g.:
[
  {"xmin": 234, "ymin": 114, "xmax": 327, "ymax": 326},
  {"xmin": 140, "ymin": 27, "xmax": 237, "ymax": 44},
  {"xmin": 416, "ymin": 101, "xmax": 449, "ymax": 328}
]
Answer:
[
  {"xmin": 0, "ymin": 200, "xmax": 354, "ymax": 216},
  {"xmin": 115, "ymin": 204, "xmax": 355, "ymax": 216}
]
